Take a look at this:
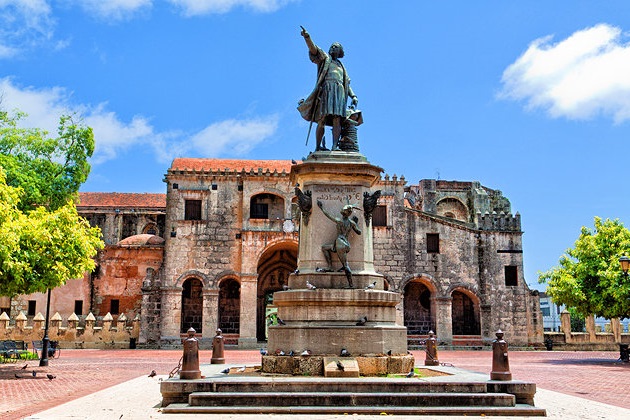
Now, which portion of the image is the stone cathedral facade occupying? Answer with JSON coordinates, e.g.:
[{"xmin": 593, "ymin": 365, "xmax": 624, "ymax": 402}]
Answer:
[{"xmin": 4, "ymin": 158, "xmax": 543, "ymax": 349}]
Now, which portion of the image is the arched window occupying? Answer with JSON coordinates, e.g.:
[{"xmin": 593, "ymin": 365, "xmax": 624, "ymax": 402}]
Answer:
[
  {"xmin": 181, "ymin": 278, "xmax": 203, "ymax": 333},
  {"xmin": 451, "ymin": 290, "xmax": 480, "ymax": 335},
  {"xmin": 403, "ymin": 281, "xmax": 434, "ymax": 334},
  {"xmin": 218, "ymin": 279, "xmax": 241, "ymax": 334},
  {"xmin": 250, "ymin": 193, "xmax": 285, "ymax": 220}
]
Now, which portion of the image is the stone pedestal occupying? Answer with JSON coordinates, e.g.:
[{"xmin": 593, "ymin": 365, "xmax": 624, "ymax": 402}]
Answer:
[{"xmin": 265, "ymin": 152, "xmax": 410, "ymax": 374}]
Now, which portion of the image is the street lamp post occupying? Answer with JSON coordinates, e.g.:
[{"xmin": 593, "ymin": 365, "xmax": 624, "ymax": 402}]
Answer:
[
  {"xmin": 39, "ymin": 288, "xmax": 51, "ymax": 367},
  {"xmin": 617, "ymin": 256, "xmax": 630, "ymax": 362}
]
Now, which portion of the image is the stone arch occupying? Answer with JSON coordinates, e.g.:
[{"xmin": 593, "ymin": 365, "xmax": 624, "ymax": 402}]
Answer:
[
  {"xmin": 399, "ymin": 273, "xmax": 438, "ymax": 294},
  {"xmin": 255, "ymin": 240, "xmax": 298, "ymax": 341},
  {"xmin": 402, "ymin": 276, "xmax": 438, "ymax": 335},
  {"xmin": 217, "ymin": 277, "xmax": 241, "ymax": 334},
  {"xmin": 449, "ymin": 286, "xmax": 481, "ymax": 336},
  {"xmin": 180, "ymin": 277, "xmax": 203, "ymax": 334},
  {"xmin": 436, "ymin": 197, "xmax": 469, "ymax": 222},
  {"xmin": 142, "ymin": 222, "xmax": 159, "ymax": 236},
  {"xmin": 175, "ymin": 270, "xmax": 215, "ymax": 289}
]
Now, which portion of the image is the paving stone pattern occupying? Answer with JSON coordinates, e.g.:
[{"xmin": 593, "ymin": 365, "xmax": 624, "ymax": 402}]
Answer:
[{"xmin": 1, "ymin": 349, "xmax": 628, "ymax": 420}]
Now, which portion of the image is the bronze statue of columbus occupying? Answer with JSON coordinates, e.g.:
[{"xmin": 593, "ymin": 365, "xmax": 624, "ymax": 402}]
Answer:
[{"xmin": 298, "ymin": 26, "xmax": 358, "ymax": 152}]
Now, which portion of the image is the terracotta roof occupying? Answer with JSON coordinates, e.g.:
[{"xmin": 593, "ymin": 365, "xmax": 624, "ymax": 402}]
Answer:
[
  {"xmin": 78, "ymin": 192, "xmax": 166, "ymax": 209},
  {"xmin": 170, "ymin": 158, "xmax": 296, "ymax": 173},
  {"xmin": 117, "ymin": 234, "xmax": 165, "ymax": 246}
]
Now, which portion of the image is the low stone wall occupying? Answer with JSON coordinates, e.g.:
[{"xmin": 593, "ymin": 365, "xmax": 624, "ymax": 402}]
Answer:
[
  {"xmin": 544, "ymin": 312, "xmax": 630, "ymax": 351},
  {"xmin": 0, "ymin": 311, "xmax": 139, "ymax": 349}
]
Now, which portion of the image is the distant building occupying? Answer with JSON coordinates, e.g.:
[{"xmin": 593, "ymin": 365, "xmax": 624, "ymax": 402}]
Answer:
[{"xmin": 2, "ymin": 158, "xmax": 543, "ymax": 348}]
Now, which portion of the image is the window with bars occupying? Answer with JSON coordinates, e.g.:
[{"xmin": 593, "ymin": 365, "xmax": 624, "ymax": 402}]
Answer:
[
  {"xmin": 184, "ymin": 200, "xmax": 202, "ymax": 220},
  {"xmin": 427, "ymin": 233, "xmax": 440, "ymax": 253},
  {"xmin": 250, "ymin": 203, "xmax": 269, "ymax": 219}
]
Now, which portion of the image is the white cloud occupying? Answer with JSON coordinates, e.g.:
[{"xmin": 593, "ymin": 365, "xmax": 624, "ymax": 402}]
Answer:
[
  {"xmin": 168, "ymin": 0, "xmax": 296, "ymax": 16},
  {"xmin": 189, "ymin": 117, "xmax": 279, "ymax": 156},
  {"xmin": 499, "ymin": 24, "xmax": 630, "ymax": 123},
  {"xmin": 69, "ymin": 0, "xmax": 152, "ymax": 21},
  {"xmin": 0, "ymin": 0, "xmax": 55, "ymax": 57},
  {"xmin": 0, "ymin": 78, "xmax": 279, "ymax": 164}
]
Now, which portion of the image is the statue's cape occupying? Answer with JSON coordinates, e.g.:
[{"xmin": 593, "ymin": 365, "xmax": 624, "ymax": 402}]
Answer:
[{"xmin": 298, "ymin": 46, "xmax": 350, "ymax": 123}]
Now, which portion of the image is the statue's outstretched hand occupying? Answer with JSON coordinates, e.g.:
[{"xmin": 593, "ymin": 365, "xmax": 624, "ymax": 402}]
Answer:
[
  {"xmin": 317, "ymin": 200, "xmax": 323, "ymax": 208},
  {"xmin": 351, "ymin": 216, "xmax": 359, "ymax": 224},
  {"xmin": 300, "ymin": 26, "xmax": 309, "ymax": 38},
  {"xmin": 351, "ymin": 96, "xmax": 359, "ymax": 107}
]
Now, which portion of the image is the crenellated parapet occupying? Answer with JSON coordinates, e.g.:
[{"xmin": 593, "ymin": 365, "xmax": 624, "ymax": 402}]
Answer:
[
  {"xmin": 476, "ymin": 211, "xmax": 521, "ymax": 232},
  {"xmin": 0, "ymin": 311, "xmax": 139, "ymax": 349}
]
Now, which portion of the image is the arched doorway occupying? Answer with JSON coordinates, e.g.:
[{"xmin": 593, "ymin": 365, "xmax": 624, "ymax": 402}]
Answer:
[
  {"xmin": 256, "ymin": 242, "xmax": 298, "ymax": 341},
  {"xmin": 218, "ymin": 279, "xmax": 241, "ymax": 334},
  {"xmin": 403, "ymin": 280, "xmax": 434, "ymax": 334},
  {"xmin": 181, "ymin": 278, "xmax": 203, "ymax": 333},
  {"xmin": 451, "ymin": 290, "xmax": 480, "ymax": 335}
]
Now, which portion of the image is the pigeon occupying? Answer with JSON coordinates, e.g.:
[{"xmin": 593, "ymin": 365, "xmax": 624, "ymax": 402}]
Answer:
[
  {"xmin": 315, "ymin": 267, "xmax": 328, "ymax": 273},
  {"xmin": 406, "ymin": 369, "xmax": 415, "ymax": 378},
  {"xmin": 291, "ymin": 159, "xmax": 298, "ymax": 165},
  {"xmin": 364, "ymin": 281, "xmax": 377, "ymax": 290},
  {"xmin": 282, "ymin": 284, "xmax": 290, "ymax": 291},
  {"xmin": 20, "ymin": 364, "xmax": 28, "ymax": 370},
  {"xmin": 387, "ymin": 350, "xmax": 392, "ymax": 356},
  {"xmin": 300, "ymin": 350, "xmax": 311, "ymax": 356},
  {"xmin": 306, "ymin": 280, "xmax": 317, "ymax": 290},
  {"xmin": 336, "ymin": 361, "xmax": 345, "ymax": 371},
  {"xmin": 288, "ymin": 350, "xmax": 295, "ymax": 356},
  {"xmin": 14, "ymin": 374, "xmax": 22, "ymax": 379},
  {"xmin": 32, "ymin": 371, "xmax": 37, "ymax": 377},
  {"xmin": 47, "ymin": 374, "xmax": 56, "ymax": 381},
  {"xmin": 220, "ymin": 368, "xmax": 230, "ymax": 374},
  {"xmin": 340, "ymin": 348, "xmax": 351, "ymax": 357},
  {"xmin": 292, "ymin": 269, "xmax": 300, "ymax": 276},
  {"xmin": 260, "ymin": 348, "xmax": 268, "ymax": 356},
  {"xmin": 237, "ymin": 366, "xmax": 246, "ymax": 372},
  {"xmin": 277, "ymin": 350, "xmax": 285, "ymax": 356},
  {"xmin": 277, "ymin": 318, "xmax": 286, "ymax": 325},
  {"xmin": 356, "ymin": 316, "xmax": 367, "ymax": 326},
  {"xmin": 148, "ymin": 370, "xmax": 157, "ymax": 377}
]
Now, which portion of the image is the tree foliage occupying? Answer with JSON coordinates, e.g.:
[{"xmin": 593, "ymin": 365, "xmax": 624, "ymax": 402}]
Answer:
[
  {"xmin": 0, "ymin": 109, "xmax": 103, "ymax": 296},
  {"xmin": 538, "ymin": 217, "xmax": 630, "ymax": 320},
  {"xmin": 0, "ymin": 110, "xmax": 94, "ymax": 211}
]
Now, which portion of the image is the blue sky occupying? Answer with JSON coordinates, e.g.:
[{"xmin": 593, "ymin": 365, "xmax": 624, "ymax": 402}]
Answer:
[{"xmin": 2, "ymin": 1, "xmax": 630, "ymax": 291}]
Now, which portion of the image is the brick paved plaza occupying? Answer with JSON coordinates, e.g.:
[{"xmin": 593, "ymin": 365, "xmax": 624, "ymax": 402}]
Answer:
[{"xmin": 1, "ymin": 349, "xmax": 628, "ymax": 419}]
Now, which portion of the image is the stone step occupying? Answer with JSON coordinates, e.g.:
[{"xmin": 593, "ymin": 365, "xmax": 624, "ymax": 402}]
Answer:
[
  {"xmin": 209, "ymin": 379, "xmax": 489, "ymax": 394},
  {"xmin": 163, "ymin": 403, "xmax": 547, "ymax": 416},
  {"xmin": 187, "ymin": 391, "xmax": 515, "ymax": 407}
]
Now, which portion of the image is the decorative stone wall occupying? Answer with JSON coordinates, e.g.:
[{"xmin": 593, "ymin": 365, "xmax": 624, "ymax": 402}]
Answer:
[{"xmin": 0, "ymin": 311, "xmax": 139, "ymax": 349}]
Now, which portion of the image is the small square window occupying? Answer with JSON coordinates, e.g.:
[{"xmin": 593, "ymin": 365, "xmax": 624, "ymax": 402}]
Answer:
[
  {"xmin": 372, "ymin": 205, "xmax": 387, "ymax": 227},
  {"xmin": 211, "ymin": 184, "xmax": 218, "ymax": 191},
  {"xmin": 172, "ymin": 183, "xmax": 179, "ymax": 189},
  {"xmin": 110, "ymin": 299, "xmax": 120, "ymax": 315},
  {"xmin": 505, "ymin": 266, "xmax": 518, "ymax": 286},
  {"xmin": 74, "ymin": 300, "xmax": 83, "ymax": 316},
  {"xmin": 427, "ymin": 233, "xmax": 440, "ymax": 253},
  {"xmin": 27, "ymin": 300, "xmax": 36, "ymax": 316},
  {"xmin": 184, "ymin": 200, "xmax": 202, "ymax": 220}
]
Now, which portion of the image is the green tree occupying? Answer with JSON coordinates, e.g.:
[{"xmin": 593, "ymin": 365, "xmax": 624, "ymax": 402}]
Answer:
[
  {"xmin": 0, "ymin": 110, "xmax": 94, "ymax": 211},
  {"xmin": 539, "ymin": 217, "xmax": 630, "ymax": 320},
  {"xmin": 0, "ymin": 108, "xmax": 103, "ymax": 296},
  {"xmin": 0, "ymin": 169, "xmax": 103, "ymax": 296}
]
